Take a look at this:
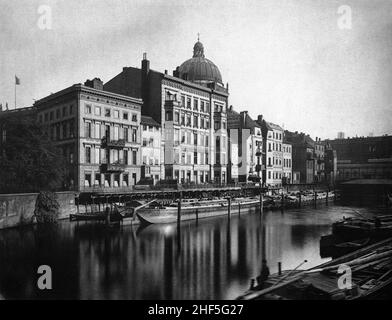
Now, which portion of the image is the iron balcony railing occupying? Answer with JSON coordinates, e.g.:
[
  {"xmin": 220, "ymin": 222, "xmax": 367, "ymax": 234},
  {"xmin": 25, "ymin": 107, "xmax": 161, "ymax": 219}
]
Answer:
[{"xmin": 101, "ymin": 136, "xmax": 126, "ymax": 148}]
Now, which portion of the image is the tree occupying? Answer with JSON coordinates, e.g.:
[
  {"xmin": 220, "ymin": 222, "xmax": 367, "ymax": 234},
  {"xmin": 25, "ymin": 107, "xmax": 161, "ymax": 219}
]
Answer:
[{"xmin": 0, "ymin": 116, "xmax": 65, "ymax": 193}]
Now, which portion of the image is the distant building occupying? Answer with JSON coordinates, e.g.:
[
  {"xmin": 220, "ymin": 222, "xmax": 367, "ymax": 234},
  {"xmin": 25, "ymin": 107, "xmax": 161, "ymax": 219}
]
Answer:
[
  {"xmin": 227, "ymin": 107, "xmax": 263, "ymax": 183},
  {"xmin": 34, "ymin": 78, "xmax": 143, "ymax": 191},
  {"xmin": 105, "ymin": 40, "xmax": 229, "ymax": 184},
  {"xmin": 325, "ymin": 135, "xmax": 392, "ymax": 182},
  {"xmin": 284, "ymin": 131, "xmax": 315, "ymax": 184},
  {"xmin": 314, "ymin": 137, "xmax": 325, "ymax": 183},
  {"xmin": 324, "ymin": 142, "xmax": 337, "ymax": 186},
  {"xmin": 140, "ymin": 115, "xmax": 162, "ymax": 184},
  {"xmin": 282, "ymin": 139, "xmax": 293, "ymax": 184},
  {"xmin": 338, "ymin": 132, "xmax": 345, "ymax": 139},
  {"xmin": 256, "ymin": 115, "xmax": 285, "ymax": 187}
]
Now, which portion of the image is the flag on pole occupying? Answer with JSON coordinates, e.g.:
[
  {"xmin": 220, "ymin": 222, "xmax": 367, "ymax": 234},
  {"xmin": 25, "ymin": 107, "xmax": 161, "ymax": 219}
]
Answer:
[{"xmin": 15, "ymin": 75, "xmax": 20, "ymax": 85}]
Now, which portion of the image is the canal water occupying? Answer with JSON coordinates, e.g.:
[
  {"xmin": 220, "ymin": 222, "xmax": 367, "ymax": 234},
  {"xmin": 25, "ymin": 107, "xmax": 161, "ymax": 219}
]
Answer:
[{"xmin": 0, "ymin": 204, "xmax": 389, "ymax": 300}]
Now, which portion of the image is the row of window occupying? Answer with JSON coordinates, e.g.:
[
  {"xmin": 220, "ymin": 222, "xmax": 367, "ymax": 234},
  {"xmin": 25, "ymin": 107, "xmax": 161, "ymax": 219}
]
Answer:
[
  {"xmin": 48, "ymin": 120, "xmax": 75, "ymax": 141},
  {"xmin": 85, "ymin": 104, "xmax": 138, "ymax": 122},
  {"xmin": 268, "ymin": 156, "xmax": 292, "ymax": 167},
  {"xmin": 173, "ymin": 170, "xmax": 210, "ymax": 184},
  {"xmin": 173, "ymin": 151, "xmax": 210, "ymax": 165},
  {"xmin": 40, "ymin": 105, "xmax": 74, "ymax": 123},
  {"xmin": 173, "ymin": 130, "xmax": 213, "ymax": 147},
  {"xmin": 283, "ymin": 158, "xmax": 292, "ymax": 168},
  {"xmin": 142, "ymin": 125, "xmax": 159, "ymax": 132},
  {"xmin": 268, "ymin": 171, "xmax": 286, "ymax": 180},
  {"xmin": 142, "ymin": 156, "xmax": 159, "ymax": 165},
  {"xmin": 178, "ymin": 94, "xmax": 210, "ymax": 113},
  {"xmin": 84, "ymin": 172, "xmax": 138, "ymax": 188},
  {"xmin": 84, "ymin": 121, "xmax": 138, "ymax": 142},
  {"xmin": 85, "ymin": 146, "xmax": 138, "ymax": 165}
]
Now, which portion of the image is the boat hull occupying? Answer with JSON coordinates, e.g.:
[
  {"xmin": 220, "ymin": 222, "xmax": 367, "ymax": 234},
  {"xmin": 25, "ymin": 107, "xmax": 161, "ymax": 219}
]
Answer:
[{"xmin": 136, "ymin": 199, "xmax": 260, "ymax": 225}]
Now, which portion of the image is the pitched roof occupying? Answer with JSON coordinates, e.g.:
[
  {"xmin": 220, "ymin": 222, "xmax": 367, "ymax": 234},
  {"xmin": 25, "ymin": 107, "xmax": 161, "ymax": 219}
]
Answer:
[
  {"xmin": 141, "ymin": 115, "xmax": 160, "ymax": 127},
  {"xmin": 227, "ymin": 109, "xmax": 260, "ymax": 129},
  {"xmin": 266, "ymin": 122, "xmax": 283, "ymax": 131}
]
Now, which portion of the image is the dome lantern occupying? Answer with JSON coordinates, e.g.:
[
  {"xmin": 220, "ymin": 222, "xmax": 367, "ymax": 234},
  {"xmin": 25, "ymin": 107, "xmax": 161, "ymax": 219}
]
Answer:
[{"xmin": 178, "ymin": 37, "xmax": 223, "ymax": 85}]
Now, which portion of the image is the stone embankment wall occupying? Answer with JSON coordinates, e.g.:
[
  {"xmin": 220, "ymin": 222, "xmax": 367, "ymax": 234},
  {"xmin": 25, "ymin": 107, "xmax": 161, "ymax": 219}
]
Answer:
[{"xmin": 0, "ymin": 192, "xmax": 77, "ymax": 230}]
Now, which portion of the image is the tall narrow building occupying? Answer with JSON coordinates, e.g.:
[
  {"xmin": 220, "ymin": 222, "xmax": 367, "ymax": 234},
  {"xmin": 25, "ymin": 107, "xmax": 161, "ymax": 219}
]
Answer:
[{"xmin": 227, "ymin": 107, "xmax": 263, "ymax": 183}]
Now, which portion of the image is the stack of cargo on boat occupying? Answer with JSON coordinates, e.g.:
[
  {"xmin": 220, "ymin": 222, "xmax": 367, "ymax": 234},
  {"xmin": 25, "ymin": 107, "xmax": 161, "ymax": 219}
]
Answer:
[{"xmin": 237, "ymin": 237, "xmax": 392, "ymax": 300}]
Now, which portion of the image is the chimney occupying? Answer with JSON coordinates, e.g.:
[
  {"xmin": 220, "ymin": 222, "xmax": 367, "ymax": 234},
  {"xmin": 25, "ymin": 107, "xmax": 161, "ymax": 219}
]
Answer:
[
  {"xmin": 141, "ymin": 53, "xmax": 150, "ymax": 105},
  {"xmin": 173, "ymin": 66, "xmax": 180, "ymax": 77},
  {"xmin": 164, "ymin": 70, "xmax": 168, "ymax": 75},
  {"xmin": 84, "ymin": 78, "xmax": 103, "ymax": 90},
  {"xmin": 229, "ymin": 105, "xmax": 233, "ymax": 111},
  {"xmin": 257, "ymin": 114, "xmax": 263, "ymax": 124},
  {"xmin": 141, "ymin": 52, "xmax": 150, "ymax": 76},
  {"xmin": 240, "ymin": 111, "xmax": 248, "ymax": 127}
]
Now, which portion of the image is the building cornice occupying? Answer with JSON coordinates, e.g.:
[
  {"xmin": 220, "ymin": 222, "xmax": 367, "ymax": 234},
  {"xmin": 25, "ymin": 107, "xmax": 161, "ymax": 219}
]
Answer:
[{"xmin": 34, "ymin": 84, "xmax": 143, "ymax": 108}]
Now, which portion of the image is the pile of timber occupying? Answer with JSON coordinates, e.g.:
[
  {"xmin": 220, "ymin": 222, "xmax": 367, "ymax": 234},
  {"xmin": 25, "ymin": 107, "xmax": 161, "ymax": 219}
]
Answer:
[{"xmin": 237, "ymin": 237, "xmax": 392, "ymax": 300}]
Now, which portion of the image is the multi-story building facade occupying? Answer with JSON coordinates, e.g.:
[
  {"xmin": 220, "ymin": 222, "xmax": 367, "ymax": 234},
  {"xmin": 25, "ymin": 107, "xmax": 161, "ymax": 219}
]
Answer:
[
  {"xmin": 325, "ymin": 135, "xmax": 392, "ymax": 182},
  {"xmin": 104, "ymin": 40, "xmax": 229, "ymax": 184},
  {"xmin": 257, "ymin": 115, "xmax": 285, "ymax": 187},
  {"xmin": 284, "ymin": 131, "xmax": 315, "ymax": 184},
  {"xmin": 324, "ymin": 142, "xmax": 338, "ymax": 186},
  {"xmin": 34, "ymin": 78, "xmax": 143, "ymax": 191},
  {"xmin": 140, "ymin": 115, "xmax": 162, "ymax": 184},
  {"xmin": 227, "ymin": 107, "xmax": 263, "ymax": 183},
  {"xmin": 282, "ymin": 140, "xmax": 292, "ymax": 184},
  {"xmin": 314, "ymin": 137, "xmax": 325, "ymax": 183}
]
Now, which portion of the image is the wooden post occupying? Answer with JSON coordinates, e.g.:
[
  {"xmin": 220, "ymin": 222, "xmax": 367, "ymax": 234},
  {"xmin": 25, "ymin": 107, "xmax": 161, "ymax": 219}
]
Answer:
[
  {"xmin": 195, "ymin": 208, "xmax": 199, "ymax": 222},
  {"xmin": 76, "ymin": 196, "xmax": 80, "ymax": 214},
  {"xmin": 259, "ymin": 192, "xmax": 263, "ymax": 216},
  {"xmin": 92, "ymin": 196, "xmax": 95, "ymax": 213},
  {"xmin": 227, "ymin": 197, "xmax": 231, "ymax": 220},
  {"xmin": 238, "ymin": 202, "xmax": 241, "ymax": 216},
  {"xmin": 281, "ymin": 191, "xmax": 284, "ymax": 209},
  {"xmin": 177, "ymin": 192, "xmax": 182, "ymax": 226},
  {"xmin": 298, "ymin": 193, "xmax": 301, "ymax": 208},
  {"xmin": 278, "ymin": 262, "xmax": 282, "ymax": 275},
  {"xmin": 314, "ymin": 191, "xmax": 317, "ymax": 207},
  {"xmin": 106, "ymin": 196, "xmax": 109, "ymax": 217},
  {"xmin": 326, "ymin": 190, "xmax": 329, "ymax": 205}
]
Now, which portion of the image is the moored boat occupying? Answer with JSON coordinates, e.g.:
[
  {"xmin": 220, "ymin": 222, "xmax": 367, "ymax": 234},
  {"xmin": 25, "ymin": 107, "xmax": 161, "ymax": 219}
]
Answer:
[
  {"xmin": 136, "ymin": 197, "xmax": 261, "ymax": 225},
  {"xmin": 237, "ymin": 237, "xmax": 392, "ymax": 300},
  {"xmin": 332, "ymin": 216, "xmax": 392, "ymax": 241}
]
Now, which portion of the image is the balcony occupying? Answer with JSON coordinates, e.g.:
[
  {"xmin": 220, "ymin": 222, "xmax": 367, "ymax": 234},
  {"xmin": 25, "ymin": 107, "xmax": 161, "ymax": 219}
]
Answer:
[
  {"xmin": 164, "ymin": 99, "xmax": 181, "ymax": 109},
  {"xmin": 100, "ymin": 160, "xmax": 126, "ymax": 172},
  {"xmin": 101, "ymin": 136, "xmax": 126, "ymax": 148},
  {"xmin": 255, "ymin": 147, "xmax": 263, "ymax": 157}
]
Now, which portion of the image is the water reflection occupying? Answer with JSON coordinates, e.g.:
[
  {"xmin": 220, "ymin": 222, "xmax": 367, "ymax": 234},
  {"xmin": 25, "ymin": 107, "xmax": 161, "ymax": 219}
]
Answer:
[{"xmin": 0, "ymin": 205, "xmax": 384, "ymax": 299}]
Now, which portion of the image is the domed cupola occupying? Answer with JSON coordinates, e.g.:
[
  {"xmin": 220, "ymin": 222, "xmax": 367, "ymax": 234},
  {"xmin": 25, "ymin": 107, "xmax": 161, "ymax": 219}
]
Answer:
[{"xmin": 178, "ymin": 37, "xmax": 223, "ymax": 85}]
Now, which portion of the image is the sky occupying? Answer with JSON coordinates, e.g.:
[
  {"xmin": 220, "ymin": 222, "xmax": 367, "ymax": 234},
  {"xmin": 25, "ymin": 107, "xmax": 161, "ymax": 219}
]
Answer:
[{"xmin": 1, "ymin": 0, "xmax": 392, "ymax": 140}]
